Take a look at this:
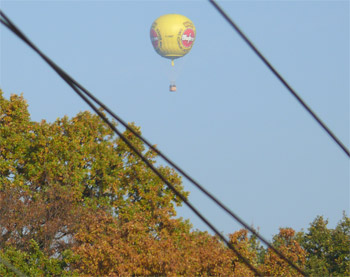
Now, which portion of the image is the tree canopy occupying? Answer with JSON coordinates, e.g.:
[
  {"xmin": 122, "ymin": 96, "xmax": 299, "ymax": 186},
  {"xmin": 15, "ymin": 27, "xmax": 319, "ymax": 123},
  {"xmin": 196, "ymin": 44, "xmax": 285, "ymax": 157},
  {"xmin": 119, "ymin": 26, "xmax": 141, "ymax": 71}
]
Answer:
[{"xmin": 0, "ymin": 90, "xmax": 349, "ymax": 276}]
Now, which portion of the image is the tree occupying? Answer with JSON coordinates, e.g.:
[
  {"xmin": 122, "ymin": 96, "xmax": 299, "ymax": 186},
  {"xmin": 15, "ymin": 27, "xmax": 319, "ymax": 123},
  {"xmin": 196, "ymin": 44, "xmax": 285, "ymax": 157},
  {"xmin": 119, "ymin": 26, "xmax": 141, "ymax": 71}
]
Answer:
[
  {"xmin": 0, "ymin": 90, "xmax": 187, "ymax": 272},
  {"xmin": 298, "ymin": 212, "xmax": 350, "ymax": 276},
  {"xmin": 72, "ymin": 209, "xmax": 236, "ymax": 276},
  {"xmin": 228, "ymin": 229, "xmax": 262, "ymax": 276},
  {"xmin": 0, "ymin": 240, "xmax": 74, "ymax": 276},
  {"xmin": 262, "ymin": 228, "xmax": 306, "ymax": 276},
  {"xmin": 1, "ymin": 90, "xmax": 349, "ymax": 275},
  {"xmin": 1, "ymin": 90, "xmax": 241, "ymax": 275}
]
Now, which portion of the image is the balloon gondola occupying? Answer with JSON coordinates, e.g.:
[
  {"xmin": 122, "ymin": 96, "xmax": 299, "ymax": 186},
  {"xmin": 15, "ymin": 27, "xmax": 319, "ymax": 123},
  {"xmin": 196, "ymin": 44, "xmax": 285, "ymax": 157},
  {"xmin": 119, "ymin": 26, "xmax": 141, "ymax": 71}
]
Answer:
[{"xmin": 169, "ymin": 84, "xmax": 177, "ymax": 92}]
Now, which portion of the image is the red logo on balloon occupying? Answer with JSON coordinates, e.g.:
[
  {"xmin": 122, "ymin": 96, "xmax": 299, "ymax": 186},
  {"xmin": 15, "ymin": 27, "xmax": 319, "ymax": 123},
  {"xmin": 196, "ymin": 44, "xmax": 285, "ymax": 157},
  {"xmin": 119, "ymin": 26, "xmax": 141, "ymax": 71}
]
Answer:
[
  {"xmin": 181, "ymin": 28, "xmax": 195, "ymax": 48},
  {"xmin": 150, "ymin": 29, "xmax": 159, "ymax": 48}
]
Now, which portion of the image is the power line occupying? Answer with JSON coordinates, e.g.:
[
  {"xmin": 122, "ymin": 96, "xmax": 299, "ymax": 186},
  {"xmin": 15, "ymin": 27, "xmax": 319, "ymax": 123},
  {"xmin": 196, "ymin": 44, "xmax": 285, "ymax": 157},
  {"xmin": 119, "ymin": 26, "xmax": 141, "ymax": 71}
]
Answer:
[
  {"xmin": 209, "ymin": 0, "xmax": 350, "ymax": 158},
  {"xmin": 0, "ymin": 9, "xmax": 307, "ymax": 276},
  {"xmin": 0, "ymin": 10, "xmax": 262, "ymax": 275}
]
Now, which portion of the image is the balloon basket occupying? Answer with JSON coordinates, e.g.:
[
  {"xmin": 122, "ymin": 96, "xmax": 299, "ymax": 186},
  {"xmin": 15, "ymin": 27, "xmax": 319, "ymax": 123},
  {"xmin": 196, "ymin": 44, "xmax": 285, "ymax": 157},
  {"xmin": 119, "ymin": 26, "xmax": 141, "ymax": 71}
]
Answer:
[{"xmin": 169, "ymin": 84, "xmax": 177, "ymax": 92}]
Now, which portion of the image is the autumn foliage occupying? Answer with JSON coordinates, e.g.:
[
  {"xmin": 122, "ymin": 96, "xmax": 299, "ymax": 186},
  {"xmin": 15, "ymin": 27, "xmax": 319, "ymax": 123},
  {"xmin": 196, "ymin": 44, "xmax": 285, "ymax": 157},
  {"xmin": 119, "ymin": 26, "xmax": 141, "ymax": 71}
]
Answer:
[{"xmin": 0, "ymin": 91, "xmax": 349, "ymax": 276}]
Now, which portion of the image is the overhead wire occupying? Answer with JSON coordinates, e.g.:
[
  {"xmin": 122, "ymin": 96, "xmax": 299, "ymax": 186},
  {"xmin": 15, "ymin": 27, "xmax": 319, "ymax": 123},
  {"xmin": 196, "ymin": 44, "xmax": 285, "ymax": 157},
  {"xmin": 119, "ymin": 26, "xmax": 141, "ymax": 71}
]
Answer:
[
  {"xmin": 0, "ymin": 9, "xmax": 307, "ymax": 275},
  {"xmin": 209, "ymin": 0, "xmax": 350, "ymax": 158},
  {"xmin": 0, "ymin": 10, "xmax": 262, "ymax": 275}
]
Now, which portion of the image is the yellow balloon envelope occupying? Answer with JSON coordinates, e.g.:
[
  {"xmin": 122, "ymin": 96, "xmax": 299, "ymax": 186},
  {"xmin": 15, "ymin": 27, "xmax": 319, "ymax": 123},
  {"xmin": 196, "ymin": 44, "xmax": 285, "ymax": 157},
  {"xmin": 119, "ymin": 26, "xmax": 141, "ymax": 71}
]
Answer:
[{"xmin": 150, "ymin": 14, "xmax": 196, "ymax": 66}]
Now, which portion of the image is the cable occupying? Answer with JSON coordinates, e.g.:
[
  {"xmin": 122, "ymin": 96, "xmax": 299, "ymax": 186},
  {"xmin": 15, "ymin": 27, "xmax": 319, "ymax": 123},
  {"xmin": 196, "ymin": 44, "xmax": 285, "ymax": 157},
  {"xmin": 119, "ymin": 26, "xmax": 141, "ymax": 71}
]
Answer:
[
  {"xmin": 0, "ymin": 9, "xmax": 307, "ymax": 276},
  {"xmin": 0, "ymin": 10, "xmax": 262, "ymax": 275},
  {"xmin": 209, "ymin": 0, "xmax": 350, "ymax": 158}
]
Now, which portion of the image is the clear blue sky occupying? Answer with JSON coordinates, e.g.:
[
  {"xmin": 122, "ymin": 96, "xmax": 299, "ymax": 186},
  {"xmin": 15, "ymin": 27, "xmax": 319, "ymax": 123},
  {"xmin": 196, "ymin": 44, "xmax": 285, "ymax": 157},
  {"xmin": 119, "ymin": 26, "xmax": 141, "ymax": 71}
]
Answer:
[{"xmin": 1, "ymin": 0, "xmax": 349, "ymax": 240}]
